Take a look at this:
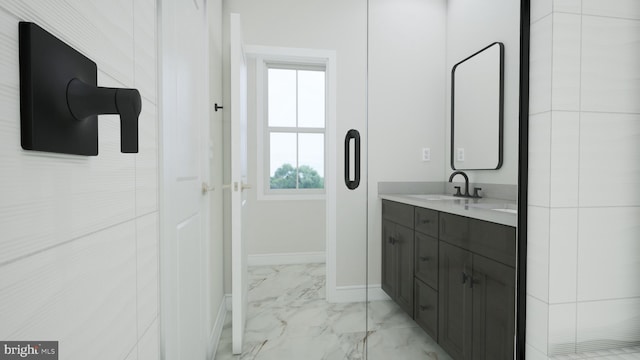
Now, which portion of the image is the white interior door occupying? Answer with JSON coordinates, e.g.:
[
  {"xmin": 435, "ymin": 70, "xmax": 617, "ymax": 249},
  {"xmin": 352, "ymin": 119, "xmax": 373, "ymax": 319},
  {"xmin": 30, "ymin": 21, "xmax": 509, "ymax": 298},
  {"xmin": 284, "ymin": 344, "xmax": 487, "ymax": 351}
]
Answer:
[
  {"xmin": 160, "ymin": 0, "xmax": 209, "ymax": 359},
  {"xmin": 230, "ymin": 12, "xmax": 249, "ymax": 355}
]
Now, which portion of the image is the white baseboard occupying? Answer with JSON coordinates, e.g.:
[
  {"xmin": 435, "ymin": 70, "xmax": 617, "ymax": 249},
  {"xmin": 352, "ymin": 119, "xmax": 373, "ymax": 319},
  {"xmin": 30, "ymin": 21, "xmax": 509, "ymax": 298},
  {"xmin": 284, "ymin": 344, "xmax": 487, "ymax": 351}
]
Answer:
[
  {"xmin": 329, "ymin": 284, "xmax": 391, "ymax": 303},
  {"xmin": 367, "ymin": 285, "xmax": 392, "ymax": 301},
  {"xmin": 207, "ymin": 296, "xmax": 228, "ymax": 360},
  {"xmin": 247, "ymin": 251, "xmax": 326, "ymax": 266}
]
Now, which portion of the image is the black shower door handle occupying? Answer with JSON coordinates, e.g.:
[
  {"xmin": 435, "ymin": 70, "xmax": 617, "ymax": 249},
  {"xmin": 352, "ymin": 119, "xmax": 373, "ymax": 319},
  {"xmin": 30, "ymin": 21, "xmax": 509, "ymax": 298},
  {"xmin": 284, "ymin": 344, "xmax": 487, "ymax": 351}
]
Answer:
[{"xmin": 344, "ymin": 129, "xmax": 361, "ymax": 190}]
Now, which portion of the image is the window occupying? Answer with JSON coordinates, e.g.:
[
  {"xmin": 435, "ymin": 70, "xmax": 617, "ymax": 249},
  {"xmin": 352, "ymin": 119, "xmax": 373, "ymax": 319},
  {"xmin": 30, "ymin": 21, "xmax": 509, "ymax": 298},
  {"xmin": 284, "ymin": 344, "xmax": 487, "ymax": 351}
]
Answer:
[{"xmin": 265, "ymin": 65, "xmax": 326, "ymax": 194}]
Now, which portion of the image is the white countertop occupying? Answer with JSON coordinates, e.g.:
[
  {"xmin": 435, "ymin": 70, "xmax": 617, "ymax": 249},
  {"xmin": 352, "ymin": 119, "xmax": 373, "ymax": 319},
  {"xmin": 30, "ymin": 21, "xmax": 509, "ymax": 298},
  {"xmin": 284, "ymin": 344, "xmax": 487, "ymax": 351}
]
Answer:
[{"xmin": 380, "ymin": 194, "xmax": 517, "ymax": 227}]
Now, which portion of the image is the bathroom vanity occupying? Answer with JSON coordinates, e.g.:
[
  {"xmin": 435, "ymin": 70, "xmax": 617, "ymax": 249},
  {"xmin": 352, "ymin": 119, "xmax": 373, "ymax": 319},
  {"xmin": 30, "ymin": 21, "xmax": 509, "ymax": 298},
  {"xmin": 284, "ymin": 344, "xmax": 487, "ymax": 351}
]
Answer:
[{"xmin": 380, "ymin": 195, "xmax": 516, "ymax": 360}]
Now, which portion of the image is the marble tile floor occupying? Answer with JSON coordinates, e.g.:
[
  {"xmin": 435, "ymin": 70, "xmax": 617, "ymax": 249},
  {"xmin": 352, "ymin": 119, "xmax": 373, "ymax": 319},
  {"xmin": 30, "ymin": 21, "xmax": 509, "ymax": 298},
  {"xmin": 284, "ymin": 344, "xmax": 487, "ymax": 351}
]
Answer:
[{"xmin": 214, "ymin": 263, "xmax": 452, "ymax": 360}]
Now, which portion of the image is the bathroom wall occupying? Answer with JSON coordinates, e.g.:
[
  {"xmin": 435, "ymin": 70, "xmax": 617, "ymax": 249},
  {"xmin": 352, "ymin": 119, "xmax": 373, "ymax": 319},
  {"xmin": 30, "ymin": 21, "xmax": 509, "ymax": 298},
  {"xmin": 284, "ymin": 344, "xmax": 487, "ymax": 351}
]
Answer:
[
  {"xmin": 0, "ymin": 1, "xmax": 159, "ymax": 359},
  {"xmin": 222, "ymin": 0, "xmax": 367, "ymax": 291},
  {"xmin": 527, "ymin": 0, "xmax": 640, "ymax": 358},
  {"xmin": 445, "ymin": 0, "xmax": 521, "ymax": 186},
  {"xmin": 367, "ymin": 0, "xmax": 448, "ymax": 286}
]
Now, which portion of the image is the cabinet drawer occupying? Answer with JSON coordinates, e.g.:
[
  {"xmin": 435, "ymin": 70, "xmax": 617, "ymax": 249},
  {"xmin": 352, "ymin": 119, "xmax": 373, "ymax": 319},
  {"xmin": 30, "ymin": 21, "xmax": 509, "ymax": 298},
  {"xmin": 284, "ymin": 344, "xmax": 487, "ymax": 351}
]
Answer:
[
  {"xmin": 415, "ymin": 278, "xmax": 438, "ymax": 341},
  {"xmin": 415, "ymin": 232, "xmax": 438, "ymax": 289},
  {"xmin": 382, "ymin": 200, "xmax": 414, "ymax": 228},
  {"xmin": 469, "ymin": 219, "xmax": 516, "ymax": 267},
  {"xmin": 415, "ymin": 207, "xmax": 438, "ymax": 237},
  {"xmin": 439, "ymin": 212, "xmax": 470, "ymax": 249}
]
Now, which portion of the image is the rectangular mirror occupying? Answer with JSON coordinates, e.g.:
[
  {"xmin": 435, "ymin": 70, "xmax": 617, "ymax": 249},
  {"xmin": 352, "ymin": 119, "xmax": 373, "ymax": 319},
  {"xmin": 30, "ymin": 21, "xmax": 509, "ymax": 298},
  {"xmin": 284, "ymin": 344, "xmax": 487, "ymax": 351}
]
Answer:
[{"xmin": 451, "ymin": 41, "xmax": 504, "ymax": 170}]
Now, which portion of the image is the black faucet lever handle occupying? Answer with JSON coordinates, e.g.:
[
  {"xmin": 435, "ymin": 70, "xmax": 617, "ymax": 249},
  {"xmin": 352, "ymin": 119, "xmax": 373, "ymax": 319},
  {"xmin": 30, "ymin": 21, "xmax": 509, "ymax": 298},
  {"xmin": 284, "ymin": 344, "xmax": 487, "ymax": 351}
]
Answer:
[
  {"xmin": 67, "ymin": 78, "xmax": 141, "ymax": 153},
  {"xmin": 454, "ymin": 186, "xmax": 462, "ymax": 196},
  {"xmin": 473, "ymin": 187, "xmax": 482, "ymax": 198}
]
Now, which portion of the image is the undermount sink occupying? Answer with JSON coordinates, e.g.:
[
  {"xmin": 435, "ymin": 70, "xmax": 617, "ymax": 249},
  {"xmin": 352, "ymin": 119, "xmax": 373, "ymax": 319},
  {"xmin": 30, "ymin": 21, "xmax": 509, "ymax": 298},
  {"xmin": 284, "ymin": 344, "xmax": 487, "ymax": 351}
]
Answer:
[
  {"xmin": 469, "ymin": 202, "xmax": 518, "ymax": 214},
  {"xmin": 406, "ymin": 194, "xmax": 461, "ymax": 201}
]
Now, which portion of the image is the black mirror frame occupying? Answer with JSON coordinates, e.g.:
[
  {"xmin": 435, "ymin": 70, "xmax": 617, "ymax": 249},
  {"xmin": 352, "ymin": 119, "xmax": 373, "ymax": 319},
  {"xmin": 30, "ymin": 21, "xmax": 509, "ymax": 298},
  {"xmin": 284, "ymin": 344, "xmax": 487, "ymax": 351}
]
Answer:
[{"xmin": 450, "ymin": 41, "xmax": 505, "ymax": 171}]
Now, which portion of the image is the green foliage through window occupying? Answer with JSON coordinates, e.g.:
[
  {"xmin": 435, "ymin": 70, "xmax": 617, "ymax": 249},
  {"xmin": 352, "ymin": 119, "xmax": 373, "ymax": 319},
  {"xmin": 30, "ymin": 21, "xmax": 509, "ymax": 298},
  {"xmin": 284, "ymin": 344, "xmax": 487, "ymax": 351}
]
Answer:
[{"xmin": 270, "ymin": 163, "xmax": 324, "ymax": 189}]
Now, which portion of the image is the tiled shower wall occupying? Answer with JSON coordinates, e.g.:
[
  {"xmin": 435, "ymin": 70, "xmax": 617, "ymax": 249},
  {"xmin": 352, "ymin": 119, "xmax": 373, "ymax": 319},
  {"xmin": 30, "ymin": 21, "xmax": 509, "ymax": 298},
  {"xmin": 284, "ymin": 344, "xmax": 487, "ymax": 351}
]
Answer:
[
  {"xmin": 527, "ymin": 0, "xmax": 640, "ymax": 358},
  {"xmin": 0, "ymin": 1, "xmax": 159, "ymax": 359}
]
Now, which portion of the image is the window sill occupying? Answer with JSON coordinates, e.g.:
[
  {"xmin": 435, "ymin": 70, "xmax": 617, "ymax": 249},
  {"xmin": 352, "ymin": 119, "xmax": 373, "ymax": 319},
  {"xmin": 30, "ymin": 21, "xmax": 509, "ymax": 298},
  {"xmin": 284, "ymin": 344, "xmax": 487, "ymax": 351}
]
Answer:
[{"xmin": 257, "ymin": 193, "xmax": 325, "ymax": 202}]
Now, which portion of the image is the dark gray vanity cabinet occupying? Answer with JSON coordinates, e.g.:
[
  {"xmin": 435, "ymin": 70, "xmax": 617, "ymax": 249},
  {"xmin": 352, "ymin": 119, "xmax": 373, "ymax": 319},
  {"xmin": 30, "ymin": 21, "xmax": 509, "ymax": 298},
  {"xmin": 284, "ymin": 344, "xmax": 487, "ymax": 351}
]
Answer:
[
  {"xmin": 381, "ymin": 201, "xmax": 415, "ymax": 316},
  {"xmin": 438, "ymin": 212, "xmax": 516, "ymax": 360},
  {"xmin": 381, "ymin": 199, "xmax": 516, "ymax": 360}
]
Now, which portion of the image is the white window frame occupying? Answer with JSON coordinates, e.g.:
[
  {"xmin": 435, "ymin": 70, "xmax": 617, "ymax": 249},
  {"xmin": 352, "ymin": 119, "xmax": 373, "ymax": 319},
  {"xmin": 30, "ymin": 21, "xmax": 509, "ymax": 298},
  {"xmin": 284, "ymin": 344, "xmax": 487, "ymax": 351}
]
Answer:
[{"xmin": 247, "ymin": 46, "xmax": 336, "ymax": 201}]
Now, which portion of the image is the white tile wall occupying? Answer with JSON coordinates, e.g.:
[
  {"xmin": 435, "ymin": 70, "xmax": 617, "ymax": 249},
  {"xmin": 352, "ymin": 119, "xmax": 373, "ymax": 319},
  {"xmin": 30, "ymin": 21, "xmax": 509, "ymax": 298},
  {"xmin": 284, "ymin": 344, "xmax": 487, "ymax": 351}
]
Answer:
[
  {"xmin": 548, "ymin": 208, "xmax": 577, "ymax": 304},
  {"xmin": 529, "ymin": 14, "xmax": 553, "ymax": 115},
  {"xmin": 553, "ymin": 0, "xmax": 581, "ymax": 14},
  {"xmin": 578, "ymin": 207, "xmax": 640, "ymax": 301},
  {"xmin": 549, "ymin": 111, "xmax": 579, "ymax": 207},
  {"xmin": 134, "ymin": 0, "xmax": 157, "ymax": 102},
  {"xmin": 551, "ymin": 13, "xmax": 581, "ymax": 111},
  {"xmin": 527, "ymin": 295, "xmax": 550, "ymax": 354},
  {"xmin": 528, "ymin": 112, "xmax": 552, "ymax": 207},
  {"xmin": 582, "ymin": 0, "xmax": 640, "ymax": 20},
  {"xmin": 527, "ymin": 343, "xmax": 550, "ymax": 360},
  {"xmin": 0, "ymin": 1, "xmax": 159, "ymax": 359},
  {"xmin": 136, "ymin": 213, "xmax": 160, "ymax": 337},
  {"xmin": 0, "ymin": 1, "xmax": 135, "ymax": 86},
  {"xmin": 579, "ymin": 113, "xmax": 640, "ymax": 207},
  {"xmin": 531, "ymin": 0, "xmax": 552, "ymax": 23},
  {"xmin": 136, "ymin": 100, "xmax": 159, "ymax": 215},
  {"xmin": 581, "ymin": 16, "xmax": 640, "ymax": 114},
  {"xmin": 528, "ymin": 205, "xmax": 551, "ymax": 302},
  {"xmin": 0, "ymin": 222, "xmax": 137, "ymax": 360},
  {"xmin": 528, "ymin": 0, "xmax": 640, "ymax": 356},
  {"xmin": 549, "ymin": 303, "xmax": 577, "ymax": 355},
  {"xmin": 577, "ymin": 298, "xmax": 640, "ymax": 353}
]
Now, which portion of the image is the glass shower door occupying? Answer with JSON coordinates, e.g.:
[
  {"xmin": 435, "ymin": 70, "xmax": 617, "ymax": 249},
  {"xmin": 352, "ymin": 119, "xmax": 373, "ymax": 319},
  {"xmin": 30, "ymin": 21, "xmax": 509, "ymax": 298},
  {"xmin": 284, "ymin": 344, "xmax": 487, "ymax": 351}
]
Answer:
[
  {"xmin": 366, "ymin": 0, "xmax": 527, "ymax": 359},
  {"xmin": 218, "ymin": 1, "xmax": 370, "ymax": 359}
]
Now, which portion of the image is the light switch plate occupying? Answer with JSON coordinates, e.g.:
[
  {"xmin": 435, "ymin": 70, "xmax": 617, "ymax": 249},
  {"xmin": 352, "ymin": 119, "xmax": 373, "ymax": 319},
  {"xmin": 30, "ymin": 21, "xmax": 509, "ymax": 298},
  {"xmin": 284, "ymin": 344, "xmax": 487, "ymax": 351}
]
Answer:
[{"xmin": 457, "ymin": 148, "xmax": 465, "ymax": 161}]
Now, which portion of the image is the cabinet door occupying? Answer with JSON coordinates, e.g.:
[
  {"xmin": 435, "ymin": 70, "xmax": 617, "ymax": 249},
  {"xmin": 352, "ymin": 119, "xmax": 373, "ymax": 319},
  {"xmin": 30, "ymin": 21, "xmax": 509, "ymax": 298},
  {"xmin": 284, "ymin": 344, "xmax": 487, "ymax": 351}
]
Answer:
[
  {"xmin": 415, "ymin": 232, "xmax": 438, "ymax": 289},
  {"xmin": 471, "ymin": 255, "xmax": 516, "ymax": 360},
  {"xmin": 381, "ymin": 219, "xmax": 397, "ymax": 299},
  {"xmin": 439, "ymin": 242, "xmax": 473, "ymax": 360},
  {"xmin": 395, "ymin": 224, "xmax": 414, "ymax": 316}
]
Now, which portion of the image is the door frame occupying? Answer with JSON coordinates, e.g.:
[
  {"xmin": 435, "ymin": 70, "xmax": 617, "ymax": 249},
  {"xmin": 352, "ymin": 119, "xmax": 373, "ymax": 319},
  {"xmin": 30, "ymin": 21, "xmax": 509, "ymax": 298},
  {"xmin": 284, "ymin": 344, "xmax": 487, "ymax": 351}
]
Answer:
[
  {"xmin": 157, "ymin": 0, "xmax": 211, "ymax": 358},
  {"xmin": 229, "ymin": 12, "xmax": 248, "ymax": 355}
]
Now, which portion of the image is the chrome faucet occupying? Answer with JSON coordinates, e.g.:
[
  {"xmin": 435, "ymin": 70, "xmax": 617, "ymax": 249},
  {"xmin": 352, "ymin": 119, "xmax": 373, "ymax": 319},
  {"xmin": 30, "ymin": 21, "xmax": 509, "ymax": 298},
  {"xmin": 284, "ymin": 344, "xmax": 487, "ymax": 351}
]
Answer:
[{"xmin": 448, "ymin": 171, "xmax": 482, "ymax": 198}]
